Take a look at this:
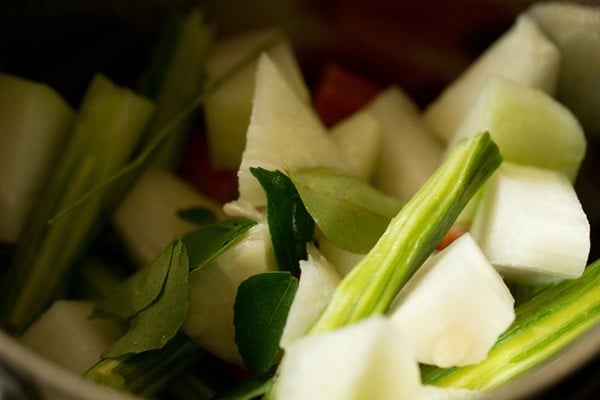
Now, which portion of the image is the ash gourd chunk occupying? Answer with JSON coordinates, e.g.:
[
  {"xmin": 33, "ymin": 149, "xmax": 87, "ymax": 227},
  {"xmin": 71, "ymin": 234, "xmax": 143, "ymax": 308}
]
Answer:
[
  {"xmin": 279, "ymin": 244, "xmax": 341, "ymax": 349},
  {"xmin": 112, "ymin": 166, "xmax": 224, "ymax": 268},
  {"xmin": 447, "ymin": 75, "xmax": 586, "ymax": 227},
  {"xmin": 329, "ymin": 110, "xmax": 382, "ymax": 182},
  {"xmin": 366, "ymin": 86, "xmax": 443, "ymax": 202},
  {"xmin": 470, "ymin": 162, "xmax": 590, "ymax": 284},
  {"xmin": 267, "ymin": 316, "xmax": 423, "ymax": 400},
  {"xmin": 388, "ymin": 233, "xmax": 515, "ymax": 368},
  {"xmin": 204, "ymin": 28, "xmax": 310, "ymax": 171},
  {"xmin": 270, "ymin": 315, "xmax": 488, "ymax": 400},
  {"xmin": 423, "ymin": 14, "xmax": 560, "ymax": 143},
  {"xmin": 21, "ymin": 301, "xmax": 124, "ymax": 375},
  {"xmin": 0, "ymin": 74, "xmax": 75, "ymax": 244},
  {"xmin": 228, "ymin": 53, "xmax": 355, "ymax": 216},
  {"xmin": 447, "ymin": 76, "xmax": 586, "ymax": 182},
  {"xmin": 527, "ymin": 1, "xmax": 600, "ymax": 139}
]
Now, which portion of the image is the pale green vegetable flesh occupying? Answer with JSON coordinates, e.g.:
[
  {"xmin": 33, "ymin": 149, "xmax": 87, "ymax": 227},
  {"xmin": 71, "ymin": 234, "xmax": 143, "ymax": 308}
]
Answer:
[
  {"xmin": 316, "ymin": 234, "xmax": 365, "ymax": 277},
  {"xmin": 279, "ymin": 245, "xmax": 341, "ymax": 349},
  {"xmin": 0, "ymin": 73, "xmax": 75, "ymax": 244},
  {"xmin": 421, "ymin": 259, "xmax": 600, "ymax": 391},
  {"xmin": 268, "ymin": 316, "xmax": 422, "ymax": 400},
  {"xmin": 21, "ymin": 300, "xmax": 124, "ymax": 374},
  {"xmin": 112, "ymin": 166, "xmax": 223, "ymax": 267},
  {"xmin": 366, "ymin": 86, "xmax": 443, "ymax": 202},
  {"xmin": 308, "ymin": 132, "xmax": 502, "ymax": 334},
  {"xmin": 471, "ymin": 162, "xmax": 590, "ymax": 284},
  {"xmin": 528, "ymin": 2, "xmax": 600, "ymax": 139},
  {"xmin": 236, "ymin": 54, "xmax": 353, "ymax": 210},
  {"xmin": 389, "ymin": 233, "xmax": 515, "ymax": 368},
  {"xmin": 329, "ymin": 110, "xmax": 382, "ymax": 181},
  {"xmin": 448, "ymin": 76, "xmax": 586, "ymax": 182},
  {"xmin": 423, "ymin": 14, "xmax": 560, "ymax": 142},
  {"xmin": 204, "ymin": 28, "xmax": 309, "ymax": 170}
]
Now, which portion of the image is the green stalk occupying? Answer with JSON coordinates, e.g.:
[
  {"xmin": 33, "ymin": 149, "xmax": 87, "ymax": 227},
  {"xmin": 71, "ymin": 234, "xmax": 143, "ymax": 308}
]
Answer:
[
  {"xmin": 84, "ymin": 332, "xmax": 207, "ymax": 397},
  {"xmin": 47, "ymin": 28, "xmax": 290, "ymax": 223},
  {"xmin": 138, "ymin": 7, "xmax": 214, "ymax": 169},
  {"xmin": 308, "ymin": 132, "xmax": 502, "ymax": 334},
  {"xmin": 421, "ymin": 259, "xmax": 600, "ymax": 391},
  {"xmin": 0, "ymin": 74, "xmax": 154, "ymax": 333}
]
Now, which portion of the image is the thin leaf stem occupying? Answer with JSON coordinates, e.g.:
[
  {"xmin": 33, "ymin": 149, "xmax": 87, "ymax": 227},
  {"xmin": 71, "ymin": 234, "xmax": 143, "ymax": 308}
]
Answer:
[{"xmin": 49, "ymin": 31, "xmax": 290, "ymax": 224}]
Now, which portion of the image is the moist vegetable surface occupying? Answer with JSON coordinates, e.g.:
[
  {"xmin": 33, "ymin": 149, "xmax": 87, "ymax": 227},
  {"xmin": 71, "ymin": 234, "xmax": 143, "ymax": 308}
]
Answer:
[{"xmin": 0, "ymin": 1, "xmax": 599, "ymax": 399}]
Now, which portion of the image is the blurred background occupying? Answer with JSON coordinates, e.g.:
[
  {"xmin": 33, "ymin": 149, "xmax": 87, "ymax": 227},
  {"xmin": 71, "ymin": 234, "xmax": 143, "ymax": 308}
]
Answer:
[{"xmin": 0, "ymin": 0, "xmax": 562, "ymax": 106}]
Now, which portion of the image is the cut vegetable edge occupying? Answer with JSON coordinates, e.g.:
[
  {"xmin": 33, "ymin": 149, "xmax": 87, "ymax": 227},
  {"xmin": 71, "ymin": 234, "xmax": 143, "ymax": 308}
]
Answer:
[
  {"xmin": 389, "ymin": 233, "xmax": 515, "ymax": 368},
  {"xmin": 423, "ymin": 14, "xmax": 560, "ymax": 143},
  {"xmin": 421, "ymin": 258, "xmax": 600, "ymax": 392}
]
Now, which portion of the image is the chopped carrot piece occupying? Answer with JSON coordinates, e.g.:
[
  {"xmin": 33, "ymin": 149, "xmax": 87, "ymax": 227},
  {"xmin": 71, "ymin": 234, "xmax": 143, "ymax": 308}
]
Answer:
[
  {"xmin": 436, "ymin": 225, "xmax": 468, "ymax": 251},
  {"xmin": 177, "ymin": 128, "xmax": 239, "ymax": 204},
  {"xmin": 313, "ymin": 62, "xmax": 383, "ymax": 128}
]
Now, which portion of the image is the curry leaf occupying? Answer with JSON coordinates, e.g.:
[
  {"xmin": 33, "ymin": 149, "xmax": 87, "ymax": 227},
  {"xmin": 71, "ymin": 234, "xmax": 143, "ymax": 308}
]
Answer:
[
  {"xmin": 102, "ymin": 239, "xmax": 189, "ymax": 358},
  {"xmin": 182, "ymin": 218, "xmax": 256, "ymax": 272},
  {"xmin": 289, "ymin": 167, "xmax": 403, "ymax": 253},
  {"xmin": 96, "ymin": 218, "xmax": 254, "ymax": 338},
  {"xmin": 250, "ymin": 168, "xmax": 314, "ymax": 275},
  {"xmin": 95, "ymin": 240, "xmax": 173, "ymax": 320},
  {"xmin": 234, "ymin": 272, "xmax": 298, "ymax": 376}
]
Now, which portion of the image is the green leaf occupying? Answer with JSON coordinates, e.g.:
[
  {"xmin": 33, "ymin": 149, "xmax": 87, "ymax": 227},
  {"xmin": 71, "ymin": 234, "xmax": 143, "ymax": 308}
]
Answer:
[
  {"xmin": 234, "ymin": 272, "xmax": 298, "ymax": 376},
  {"xmin": 102, "ymin": 239, "xmax": 189, "ymax": 357},
  {"xmin": 289, "ymin": 167, "xmax": 404, "ymax": 253},
  {"xmin": 182, "ymin": 218, "xmax": 256, "ymax": 272},
  {"xmin": 177, "ymin": 207, "xmax": 218, "ymax": 225},
  {"xmin": 250, "ymin": 168, "xmax": 314, "ymax": 275},
  {"xmin": 95, "ymin": 234, "xmax": 173, "ymax": 320},
  {"xmin": 97, "ymin": 218, "xmax": 252, "ymax": 319}
]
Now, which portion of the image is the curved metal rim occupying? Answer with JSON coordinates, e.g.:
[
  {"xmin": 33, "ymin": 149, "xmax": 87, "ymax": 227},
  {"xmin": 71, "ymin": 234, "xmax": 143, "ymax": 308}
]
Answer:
[{"xmin": 0, "ymin": 330, "xmax": 136, "ymax": 400}]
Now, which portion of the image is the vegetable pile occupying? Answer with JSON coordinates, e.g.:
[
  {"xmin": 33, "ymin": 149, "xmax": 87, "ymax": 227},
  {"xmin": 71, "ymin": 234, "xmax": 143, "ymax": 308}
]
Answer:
[{"xmin": 0, "ymin": 1, "xmax": 599, "ymax": 399}]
